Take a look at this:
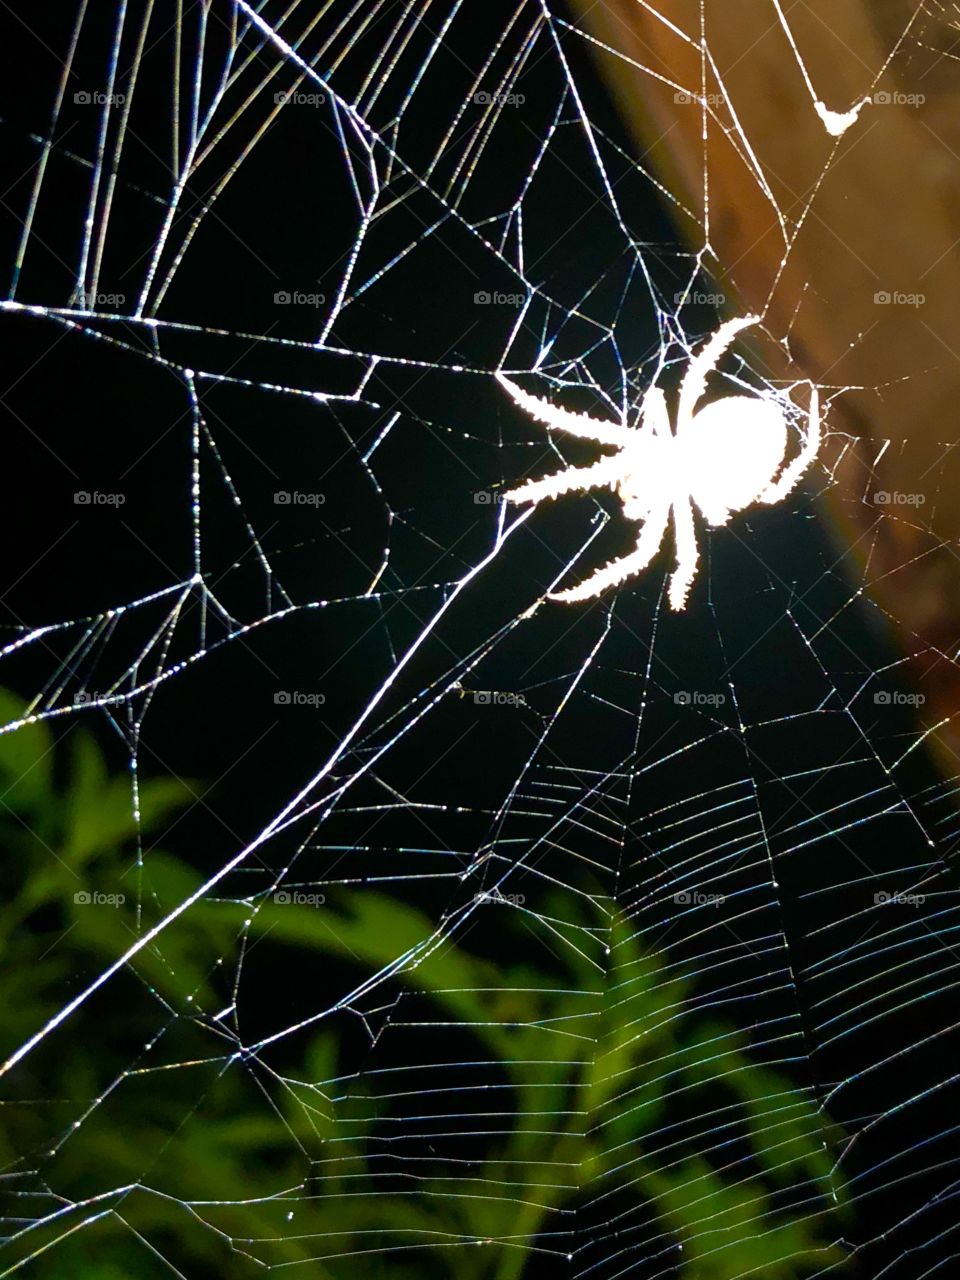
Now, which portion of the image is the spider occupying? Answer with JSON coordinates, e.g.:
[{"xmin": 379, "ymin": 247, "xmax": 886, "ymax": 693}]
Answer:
[{"xmin": 499, "ymin": 315, "xmax": 821, "ymax": 610}]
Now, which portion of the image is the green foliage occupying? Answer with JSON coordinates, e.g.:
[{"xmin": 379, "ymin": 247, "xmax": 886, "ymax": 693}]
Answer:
[{"xmin": 0, "ymin": 693, "xmax": 848, "ymax": 1276}]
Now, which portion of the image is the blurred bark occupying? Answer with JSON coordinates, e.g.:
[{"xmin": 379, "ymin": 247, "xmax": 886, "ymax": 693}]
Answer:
[{"xmin": 566, "ymin": 0, "xmax": 960, "ymax": 773}]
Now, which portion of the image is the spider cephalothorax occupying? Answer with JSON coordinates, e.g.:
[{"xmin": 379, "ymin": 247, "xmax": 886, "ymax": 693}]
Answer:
[{"xmin": 500, "ymin": 315, "xmax": 821, "ymax": 610}]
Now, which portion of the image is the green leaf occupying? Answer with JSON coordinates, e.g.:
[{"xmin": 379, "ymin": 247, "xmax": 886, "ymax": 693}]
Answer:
[{"xmin": 0, "ymin": 689, "xmax": 54, "ymax": 813}]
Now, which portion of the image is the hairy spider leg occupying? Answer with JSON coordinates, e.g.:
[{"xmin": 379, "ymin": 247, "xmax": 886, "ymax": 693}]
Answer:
[
  {"xmin": 677, "ymin": 314, "xmax": 760, "ymax": 428},
  {"xmin": 504, "ymin": 453, "xmax": 633, "ymax": 507},
  {"xmin": 642, "ymin": 386, "xmax": 671, "ymax": 438},
  {"xmin": 548, "ymin": 498, "xmax": 672, "ymax": 603},
  {"xmin": 496, "ymin": 374, "xmax": 635, "ymax": 448},
  {"xmin": 758, "ymin": 385, "xmax": 820, "ymax": 504},
  {"xmin": 668, "ymin": 496, "xmax": 699, "ymax": 611}
]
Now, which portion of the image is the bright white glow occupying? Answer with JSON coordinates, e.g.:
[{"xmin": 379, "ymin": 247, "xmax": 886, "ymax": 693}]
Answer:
[
  {"xmin": 502, "ymin": 316, "xmax": 821, "ymax": 611},
  {"xmin": 815, "ymin": 98, "xmax": 869, "ymax": 137}
]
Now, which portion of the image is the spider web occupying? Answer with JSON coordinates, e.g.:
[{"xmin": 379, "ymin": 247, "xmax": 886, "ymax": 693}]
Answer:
[{"xmin": 1, "ymin": 1, "xmax": 959, "ymax": 1277}]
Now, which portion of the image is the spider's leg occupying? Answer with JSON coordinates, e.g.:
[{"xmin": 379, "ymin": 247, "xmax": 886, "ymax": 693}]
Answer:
[
  {"xmin": 698, "ymin": 503, "xmax": 731, "ymax": 529},
  {"xmin": 758, "ymin": 385, "xmax": 821, "ymax": 504},
  {"xmin": 677, "ymin": 314, "xmax": 760, "ymax": 428},
  {"xmin": 668, "ymin": 496, "xmax": 699, "ymax": 611},
  {"xmin": 504, "ymin": 454, "xmax": 629, "ymax": 507},
  {"xmin": 497, "ymin": 374, "xmax": 635, "ymax": 449},
  {"xmin": 548, "ymin": 500, "xmax": 671, "ymax": 603},
  {"xmin": 641, "ymin": 386, "xmax": 671, "ymax": 439}
]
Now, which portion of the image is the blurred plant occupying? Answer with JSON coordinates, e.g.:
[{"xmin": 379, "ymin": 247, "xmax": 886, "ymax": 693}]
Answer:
[{"xmin": 0, "ymin": 690, "xmax": 848, "ymax": 1277}]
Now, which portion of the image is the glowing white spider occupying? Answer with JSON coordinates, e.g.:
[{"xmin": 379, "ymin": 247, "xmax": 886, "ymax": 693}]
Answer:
[{"xmin": 500, "ymin": 315, "xmax": 821, "ymax": 610}]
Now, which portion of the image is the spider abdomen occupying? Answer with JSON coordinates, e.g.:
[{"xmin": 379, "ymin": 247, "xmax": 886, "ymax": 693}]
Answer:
[{"xmin": 682, "ymin": 395, "xmax": 789, "ymax": 525}]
